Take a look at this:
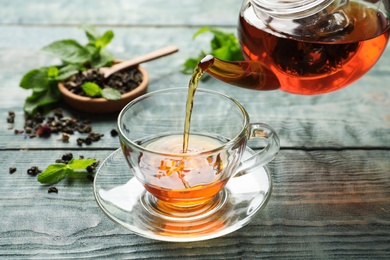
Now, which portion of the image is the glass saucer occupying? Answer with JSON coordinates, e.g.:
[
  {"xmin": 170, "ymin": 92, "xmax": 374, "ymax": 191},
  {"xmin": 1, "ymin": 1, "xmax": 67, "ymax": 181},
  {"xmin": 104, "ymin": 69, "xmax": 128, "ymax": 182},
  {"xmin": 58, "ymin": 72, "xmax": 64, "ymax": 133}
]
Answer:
[{"xmin": 93, "ymin": 147, "xmax": 272, "ymax": 242}]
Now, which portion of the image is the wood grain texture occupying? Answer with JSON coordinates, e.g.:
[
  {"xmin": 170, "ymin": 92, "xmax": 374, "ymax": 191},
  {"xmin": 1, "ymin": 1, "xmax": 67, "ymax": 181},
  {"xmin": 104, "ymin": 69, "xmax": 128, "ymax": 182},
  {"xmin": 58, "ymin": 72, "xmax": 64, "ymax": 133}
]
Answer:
[
  {"xmin": 0, "ymin": 0, "xmax": 389, "ymax": 258},
  {"xmin": 0, "ymin": 25, "xmax": 389, "ymax": 149},
  {"xmin": 0, "ymin": 0, "xmax": 240, "ymax": 26},
  {"xmin": 1, "ymin": 150, "xmax": 389, "ymax": 259}
]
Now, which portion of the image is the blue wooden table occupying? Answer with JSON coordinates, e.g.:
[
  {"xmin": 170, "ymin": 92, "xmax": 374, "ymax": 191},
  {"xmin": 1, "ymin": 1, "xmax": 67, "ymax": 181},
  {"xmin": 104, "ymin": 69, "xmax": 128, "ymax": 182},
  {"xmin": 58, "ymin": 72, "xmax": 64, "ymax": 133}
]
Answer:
[{"xmin": 1, "ymin": 0, "xmax": 390, "ymax": 258}]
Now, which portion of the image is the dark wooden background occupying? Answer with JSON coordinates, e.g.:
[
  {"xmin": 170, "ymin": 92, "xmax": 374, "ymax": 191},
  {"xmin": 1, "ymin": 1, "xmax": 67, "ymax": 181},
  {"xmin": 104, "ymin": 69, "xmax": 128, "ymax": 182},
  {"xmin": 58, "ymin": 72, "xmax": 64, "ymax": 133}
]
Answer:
[{"xmin": 0, "ymin": 0, "xmax": 389, "ymax": 258}]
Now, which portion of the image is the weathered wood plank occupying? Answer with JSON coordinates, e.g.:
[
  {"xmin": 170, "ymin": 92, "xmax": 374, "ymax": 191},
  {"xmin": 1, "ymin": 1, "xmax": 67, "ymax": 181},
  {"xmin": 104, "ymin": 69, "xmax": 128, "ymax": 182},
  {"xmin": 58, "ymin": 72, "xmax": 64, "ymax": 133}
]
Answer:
[
  {"xmin": 0, "ymin": 0, "xmax": 240, "ymax": 26},
  {"xmin": 1, "ymin": 0, "xmax": 389, "ymax": 258},
  {"xmin": 0, "ymin": 150, "xmax": 389, "ymax": 258},
  {"xmin": 1, "ymin": 26, "xmax": 390, "ymax": 150}
]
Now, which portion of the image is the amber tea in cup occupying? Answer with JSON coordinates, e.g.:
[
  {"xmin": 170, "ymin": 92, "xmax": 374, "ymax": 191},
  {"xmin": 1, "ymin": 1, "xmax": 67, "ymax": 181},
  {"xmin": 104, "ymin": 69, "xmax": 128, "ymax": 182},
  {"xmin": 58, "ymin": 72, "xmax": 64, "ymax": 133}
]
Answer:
[
  {"xmin": 118, "ymin": 88, "xmax": 279, "ymax": 218},
  {"xmin": 137, "ymin": 134, "xmax": 232, "ymax": 208}
]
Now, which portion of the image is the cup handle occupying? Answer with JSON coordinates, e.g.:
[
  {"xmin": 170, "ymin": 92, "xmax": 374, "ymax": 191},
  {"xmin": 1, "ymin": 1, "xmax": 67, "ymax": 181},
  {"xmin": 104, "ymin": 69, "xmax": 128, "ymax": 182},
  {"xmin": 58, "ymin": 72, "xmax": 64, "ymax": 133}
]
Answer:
[{"xmin": 234, "ymin": 123, "xmax": 280, "ymax": 178}]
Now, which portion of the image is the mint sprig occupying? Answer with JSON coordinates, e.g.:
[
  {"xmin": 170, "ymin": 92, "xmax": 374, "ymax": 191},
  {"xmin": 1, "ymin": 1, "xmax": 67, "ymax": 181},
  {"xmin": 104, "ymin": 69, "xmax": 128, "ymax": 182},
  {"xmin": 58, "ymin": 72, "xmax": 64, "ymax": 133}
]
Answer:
[
  {"xmin": 38, "ymin": 158, "xmax": 97, "ymax": 184},
  {"xmin": 41, "ymin": 39, "xmax": 91, "ymax": 64},
  {"xmin": 181, "ymin": 27, "xmax": 244, "ymax": 74},
  {"xmin": 19, "ymin": 25, "xmax": 115, "ymax": 115}
]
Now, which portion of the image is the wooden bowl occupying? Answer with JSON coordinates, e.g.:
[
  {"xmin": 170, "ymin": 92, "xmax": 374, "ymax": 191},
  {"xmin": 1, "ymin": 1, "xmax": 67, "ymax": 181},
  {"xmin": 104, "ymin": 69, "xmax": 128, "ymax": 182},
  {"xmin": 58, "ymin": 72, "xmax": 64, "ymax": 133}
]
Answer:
[{"xmin": 58, "ymin": 66, "xmax": 149, "ymax": 114}]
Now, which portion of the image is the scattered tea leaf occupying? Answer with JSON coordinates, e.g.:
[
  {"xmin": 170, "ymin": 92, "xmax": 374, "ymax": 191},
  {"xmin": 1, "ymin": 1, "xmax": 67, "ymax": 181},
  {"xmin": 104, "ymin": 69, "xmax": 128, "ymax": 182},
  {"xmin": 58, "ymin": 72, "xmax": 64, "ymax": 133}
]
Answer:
[
  {"xmin": 48, "ymin": 187, "xmax": 59, "ymax": 193},
  {"xmin": 37, "ymin": 163, "xmax": 70, "ymax": 184},
  {"xmin": 38, "ymin": 158, "xmax": 97, "ymax": 184},
  {"xmin": 67, "ymin": 158, "xmax": 96, "ymax": 170}
]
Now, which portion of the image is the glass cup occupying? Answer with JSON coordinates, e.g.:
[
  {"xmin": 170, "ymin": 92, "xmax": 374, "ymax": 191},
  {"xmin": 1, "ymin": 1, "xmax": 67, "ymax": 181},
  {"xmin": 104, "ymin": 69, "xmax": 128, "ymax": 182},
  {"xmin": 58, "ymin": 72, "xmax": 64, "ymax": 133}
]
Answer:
[{"xmin": 118, "ymin": 87, "xmax": 280, "ymax": 218}]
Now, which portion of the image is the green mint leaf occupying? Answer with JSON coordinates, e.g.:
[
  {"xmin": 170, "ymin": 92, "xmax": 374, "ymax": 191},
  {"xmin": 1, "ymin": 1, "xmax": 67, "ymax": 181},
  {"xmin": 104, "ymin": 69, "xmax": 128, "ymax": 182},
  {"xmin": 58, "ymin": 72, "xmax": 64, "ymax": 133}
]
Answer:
[
  {"xmin": 20, "ymin": 24, "xmax": 118, "ymax": 115},
  {"xmin": 102, "ymin": 88, "xmax": 121, "ymax": 100},
  {"xmin": 90, "ymin": 49, "xmax": 114, "ymax": 68},
  {"xmin": 24, "ymin": 82, "xmax": 61, "ymax": 115},
  {"xmin": 210, "ymin": 36, "xmax": 226, "ymax": 51},
  {"xmin": 228, "ymin": 44, "xmax": 243, "ymax": 61},
  {"xmin": 181, "ymin": 50, "xmax": 207, "ymax": 75},
  {"xmin": 20, "ymin": 68, "xmax": 50, "ymax": 93},
  {"xmin": 193, "ymin": 26, "xmax": 214, "ymax": 39},
  {"xmin": 211, "ymin": 45, "xmax": 231, "ymax": 60},
  {"xmin": 41, "ymin": 39, "xmax": 91, "ymax": 64},
  {"xmin": 181, "ymin": 58, "xmax": 199, "ymax": 74},
  {"xmin": 82, "ymin": 82, "xmax": 102, "ymax": 97},
  {"xmin": 80, "ymin": 24, "xmax": 101, "ymax": 43},
  {"xmin": 181, "ymin": 27, "xmax": 243, "ymax": 74},
  {"xmin": 47, "ymin": 66, "xmax": 59, "ymax": 78},
  {"xmin": 55, "ymin": 64, "xmax": 83, "ymax": 81},
  {"xmin": 96, "ymin": 30, "xmax": 114, "ymax": 49},
  {"xmin": 24, "ymin": 93, "xmax": 45, "ymax": 115},
  {"xmin": 85, "ymin": 43, "xmax": 100, "ymax": 57},
  {"xmin": 67, "ymin": 158, "xmax": 97, "ymax": 170},
  {"xmin": 38, "ymin": 163, "xmax": 72, "ymax": 184}
]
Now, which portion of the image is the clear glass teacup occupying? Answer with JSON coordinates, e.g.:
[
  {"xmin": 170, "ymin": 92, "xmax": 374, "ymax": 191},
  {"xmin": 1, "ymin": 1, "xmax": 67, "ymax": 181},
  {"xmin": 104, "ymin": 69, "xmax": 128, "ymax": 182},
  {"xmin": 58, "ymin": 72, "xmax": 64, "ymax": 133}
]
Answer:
[{"xmin": 118, "ymin": 88, "xmax": 280, "ymax": 218}]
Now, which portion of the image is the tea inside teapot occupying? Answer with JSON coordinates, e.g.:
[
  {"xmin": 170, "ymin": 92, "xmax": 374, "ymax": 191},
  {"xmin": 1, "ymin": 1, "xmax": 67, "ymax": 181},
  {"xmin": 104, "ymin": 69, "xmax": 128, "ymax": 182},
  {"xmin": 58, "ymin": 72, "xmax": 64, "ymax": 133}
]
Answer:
[{"xmin": 200, "ymin": 0, "xmax": 390, "ymax": 95}]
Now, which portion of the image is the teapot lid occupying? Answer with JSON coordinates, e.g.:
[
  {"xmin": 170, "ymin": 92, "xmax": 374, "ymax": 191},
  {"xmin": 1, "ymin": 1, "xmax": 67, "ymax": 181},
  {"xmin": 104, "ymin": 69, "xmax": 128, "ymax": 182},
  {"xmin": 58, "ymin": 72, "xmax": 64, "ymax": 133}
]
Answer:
[
  {"xmin": 250, "ymin": 0, "xmax": 353, "ymax": 39},
  {"xmin": 251, "ymin": 0, "xmax": 334, "ymax": 18}
]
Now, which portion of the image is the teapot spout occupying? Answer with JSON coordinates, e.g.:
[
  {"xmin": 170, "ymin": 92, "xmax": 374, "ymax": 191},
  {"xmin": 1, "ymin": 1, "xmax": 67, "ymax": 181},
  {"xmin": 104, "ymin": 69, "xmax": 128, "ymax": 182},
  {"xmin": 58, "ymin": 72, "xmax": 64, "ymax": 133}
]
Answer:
[{"xmin": 199, "ymin": 55, "xmax": 280, "ymax": 91}]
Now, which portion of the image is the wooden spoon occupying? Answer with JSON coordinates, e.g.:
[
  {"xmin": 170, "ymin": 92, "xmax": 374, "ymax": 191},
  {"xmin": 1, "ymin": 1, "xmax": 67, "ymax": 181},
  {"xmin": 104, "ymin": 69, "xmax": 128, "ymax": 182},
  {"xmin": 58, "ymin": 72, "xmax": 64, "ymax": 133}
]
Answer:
[{"xmin": 100, "ymin": 45, "xmax": 179, "ymax": 78}]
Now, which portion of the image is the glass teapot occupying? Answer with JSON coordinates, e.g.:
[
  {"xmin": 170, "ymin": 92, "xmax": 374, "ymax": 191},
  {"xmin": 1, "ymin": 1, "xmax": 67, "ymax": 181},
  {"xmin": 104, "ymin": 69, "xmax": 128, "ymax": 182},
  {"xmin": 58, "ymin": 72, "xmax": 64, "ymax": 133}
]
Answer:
[{"xmin": 199, "ymin": 0, "xmax": 390, "ymax": 95}]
